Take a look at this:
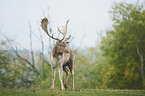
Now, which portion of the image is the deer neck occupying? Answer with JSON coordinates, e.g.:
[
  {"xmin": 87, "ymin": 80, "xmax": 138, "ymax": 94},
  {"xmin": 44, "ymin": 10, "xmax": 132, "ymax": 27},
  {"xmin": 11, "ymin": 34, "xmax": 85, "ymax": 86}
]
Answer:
[{"xmin": 52, "ymin": 45, "xmax": 63, "ymax": 58}]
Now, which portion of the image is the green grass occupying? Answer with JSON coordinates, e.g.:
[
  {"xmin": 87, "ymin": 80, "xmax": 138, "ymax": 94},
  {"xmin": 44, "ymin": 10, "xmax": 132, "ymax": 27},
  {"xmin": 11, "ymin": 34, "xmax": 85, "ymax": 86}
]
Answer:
[{"xmin": 0, "ymin": 89, "xmax": 145, "ymax": 96}]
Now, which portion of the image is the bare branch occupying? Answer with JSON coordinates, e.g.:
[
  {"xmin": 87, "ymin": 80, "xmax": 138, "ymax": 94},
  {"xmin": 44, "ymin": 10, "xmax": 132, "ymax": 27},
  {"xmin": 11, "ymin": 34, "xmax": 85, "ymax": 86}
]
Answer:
[
  {"xmin": 0, "ymin": 31, "xmax": 40, "ymax": 75},
  {"xmin": 39, "ymin": 4, "xmax": 45, "ymax": 17},
  {"xmin": 29, "ymin": 21, "xmax": 35, "ymax": 66},
  {"xmin": 74, "ymin": 24, "xmax": 86, "ymax": 52}
]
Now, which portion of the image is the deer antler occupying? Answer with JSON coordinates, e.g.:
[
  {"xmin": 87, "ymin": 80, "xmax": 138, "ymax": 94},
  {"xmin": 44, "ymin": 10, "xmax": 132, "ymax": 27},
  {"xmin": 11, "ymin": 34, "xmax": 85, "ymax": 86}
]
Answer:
[
  {"xmin": 57, "ymin": 20, "xmax": 71, "ymax": 41},
  {"xmin": 41, "ymin": 18, "xmax": 71, "ymax": 41},
  {"xmin": 41, "ymin": 18, "xmax": 60, "ymax": 41}
]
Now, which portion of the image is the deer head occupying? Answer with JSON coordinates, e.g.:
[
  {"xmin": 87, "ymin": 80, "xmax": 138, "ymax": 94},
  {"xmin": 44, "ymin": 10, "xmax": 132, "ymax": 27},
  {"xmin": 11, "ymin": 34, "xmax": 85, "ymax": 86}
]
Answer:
[{"xmin": 41, "ymin": 18, "xmax": 71, "ymax": 54}]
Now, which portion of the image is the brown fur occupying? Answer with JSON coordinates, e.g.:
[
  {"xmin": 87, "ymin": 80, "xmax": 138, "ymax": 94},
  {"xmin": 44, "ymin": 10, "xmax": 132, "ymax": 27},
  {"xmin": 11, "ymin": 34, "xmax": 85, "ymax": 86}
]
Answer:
[
  {"xmin": 51, "ymin": 40, "xmax": 75, "ymax": 90},
  {"xmin": 41, "ymin": 18, "xmax": 74, "ymax": 90}
]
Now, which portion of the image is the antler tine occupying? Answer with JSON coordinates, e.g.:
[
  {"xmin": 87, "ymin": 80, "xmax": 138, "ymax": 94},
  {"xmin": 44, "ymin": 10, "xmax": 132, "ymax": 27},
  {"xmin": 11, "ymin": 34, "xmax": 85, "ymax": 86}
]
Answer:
[
  {"xmin": 57, "ymin": 27, "xmax": 64, "ymax": 35},
  {"xmin": 41, "ymin": 18, "xmax": 60, "ymax": 41},
  {"xmin": 59, "ymin": 20, "xmax": 71, "ymax": 41},
  {"xmin": 65, "ymin": 35, "xmax": 71, "ymax": 41},
  {"xmin": 63, "ymin": 20, "xmax": 69, "ymax": 39}
]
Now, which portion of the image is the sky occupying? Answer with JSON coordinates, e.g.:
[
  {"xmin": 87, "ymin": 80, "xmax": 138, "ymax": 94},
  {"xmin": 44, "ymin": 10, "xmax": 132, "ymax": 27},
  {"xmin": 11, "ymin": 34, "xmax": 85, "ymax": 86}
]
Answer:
[{"xmin": 0, "ymin": 0, "xmax": 143, "ymax": 51}]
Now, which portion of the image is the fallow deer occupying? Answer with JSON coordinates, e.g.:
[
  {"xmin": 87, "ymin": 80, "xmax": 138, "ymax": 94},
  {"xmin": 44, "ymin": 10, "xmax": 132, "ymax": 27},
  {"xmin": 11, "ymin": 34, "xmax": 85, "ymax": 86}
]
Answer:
[{"xmin": 41, "ymin": 18, "xmax": 74, "ymax": 91}]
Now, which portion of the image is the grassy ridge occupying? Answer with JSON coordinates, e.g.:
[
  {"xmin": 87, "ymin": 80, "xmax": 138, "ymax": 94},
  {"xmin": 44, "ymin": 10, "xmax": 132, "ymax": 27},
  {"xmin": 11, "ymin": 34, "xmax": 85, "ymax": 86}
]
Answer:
[{"xmin": 0, "ymin": 89, "xmax": 145, "ymax": 96}]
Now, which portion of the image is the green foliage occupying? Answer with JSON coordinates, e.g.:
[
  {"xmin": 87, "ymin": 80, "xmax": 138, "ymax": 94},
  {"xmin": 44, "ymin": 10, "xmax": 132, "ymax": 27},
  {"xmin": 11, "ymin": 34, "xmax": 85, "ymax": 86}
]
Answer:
[
  {"xmin": 101, "ymin": 2, "xmax": 145, "ymax": 89},
  {"xmin": 0, "ymin": 41, "xmax": 17, "ymax": 88},
  {"xmin": 0, "ymin": 41, "xmax": 37, "ymax": 88}
]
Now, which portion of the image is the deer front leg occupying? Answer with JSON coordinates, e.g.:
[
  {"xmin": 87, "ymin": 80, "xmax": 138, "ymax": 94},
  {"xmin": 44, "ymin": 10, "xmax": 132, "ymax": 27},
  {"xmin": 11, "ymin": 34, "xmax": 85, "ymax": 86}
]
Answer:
[
  {"xmin": 51, "ymin": 66, "xmax": 56, "ymax": 90},
  {"xmin": 58, "ymin": 65, "xmax": 65, "ymax": 90}
]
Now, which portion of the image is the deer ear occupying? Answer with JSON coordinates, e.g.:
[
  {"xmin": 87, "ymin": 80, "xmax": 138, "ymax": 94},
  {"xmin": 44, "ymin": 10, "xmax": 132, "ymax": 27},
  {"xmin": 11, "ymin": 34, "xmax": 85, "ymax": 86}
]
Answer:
[{"xmin": 66, "ymin": 42, "xmax": 70, "ymax": 44}]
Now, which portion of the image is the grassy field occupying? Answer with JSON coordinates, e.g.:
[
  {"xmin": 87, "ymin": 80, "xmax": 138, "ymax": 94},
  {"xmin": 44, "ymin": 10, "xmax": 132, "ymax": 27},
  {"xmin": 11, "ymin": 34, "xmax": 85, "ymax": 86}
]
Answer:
[{"xmin": 0, "ymin": 89, "xmax": 145, "ymax": 96}]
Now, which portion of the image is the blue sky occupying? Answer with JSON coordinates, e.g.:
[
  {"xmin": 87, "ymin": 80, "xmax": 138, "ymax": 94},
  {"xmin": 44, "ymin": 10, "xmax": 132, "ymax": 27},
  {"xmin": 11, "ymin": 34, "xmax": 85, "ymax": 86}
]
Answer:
[{"xmin": 0, "ymin": 0, "xmax": 143, "ymax": 51}]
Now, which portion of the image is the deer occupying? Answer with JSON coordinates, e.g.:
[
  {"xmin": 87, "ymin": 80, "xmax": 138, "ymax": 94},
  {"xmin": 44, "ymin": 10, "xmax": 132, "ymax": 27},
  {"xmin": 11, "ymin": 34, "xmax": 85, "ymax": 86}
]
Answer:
[{"xmin": 41, "ymin": 18, "xmax": 74, "ymax": 91}]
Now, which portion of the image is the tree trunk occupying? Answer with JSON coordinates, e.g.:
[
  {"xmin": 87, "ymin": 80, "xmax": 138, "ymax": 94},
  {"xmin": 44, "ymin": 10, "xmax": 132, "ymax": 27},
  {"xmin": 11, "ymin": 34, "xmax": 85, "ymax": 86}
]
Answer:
[
  {"xmin": 136, "ymin": 41, "xmax": 144, "ymax": 88},
  {"xmin": 140, "ymin": 56, "xmax": 144, "ymax": 88}
]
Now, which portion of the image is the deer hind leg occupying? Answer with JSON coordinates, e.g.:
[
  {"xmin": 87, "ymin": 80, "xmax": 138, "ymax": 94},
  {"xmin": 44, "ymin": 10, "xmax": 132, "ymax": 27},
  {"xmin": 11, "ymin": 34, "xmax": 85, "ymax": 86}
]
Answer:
[
  {"xmin": 51, "ymin": 66, "xmax": 56, "ymax": 90},
  {"xmin": 63, "ymin": 65, "xmax": 69, "ymax": 89},
  {"xmin": 58, "ymin": 65, "xmax": 65, "ymax": 90},
  {"xmin": 68, "ymin": 61, "xmax": 74, "ymax": 90}
]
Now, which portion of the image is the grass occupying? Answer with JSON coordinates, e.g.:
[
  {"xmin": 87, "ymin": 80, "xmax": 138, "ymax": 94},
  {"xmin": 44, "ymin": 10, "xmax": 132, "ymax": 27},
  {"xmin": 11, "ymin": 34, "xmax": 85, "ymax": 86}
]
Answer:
[{"xmin": 0, "ymin": 89, "xmax": 145, "ymax": 96}]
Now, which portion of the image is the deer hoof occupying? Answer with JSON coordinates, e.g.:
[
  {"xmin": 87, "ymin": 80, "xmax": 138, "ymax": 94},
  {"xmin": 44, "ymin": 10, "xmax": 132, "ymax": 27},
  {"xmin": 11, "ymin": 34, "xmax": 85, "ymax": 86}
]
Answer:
[
  {"xmin": 50, "ymin": 87, "xmax": 54, "ymax": 91},
  {"xmin": 50, "ymin": 89, "xmax": 54, "ymax": 91},
  {"xmin": 60, "ymin": 88, "xmax": 65, "ymax": 91}
]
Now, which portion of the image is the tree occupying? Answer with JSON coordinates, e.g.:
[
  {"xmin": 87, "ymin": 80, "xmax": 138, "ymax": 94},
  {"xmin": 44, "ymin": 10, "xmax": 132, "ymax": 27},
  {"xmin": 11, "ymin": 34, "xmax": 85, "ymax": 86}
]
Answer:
[
  {"xmin": 0, "ymin": 41, "xmax": 33, "ymax": 88},
  {"xmin": 101, "ymin": 2, "xmax": 145, "ymax": 89}
]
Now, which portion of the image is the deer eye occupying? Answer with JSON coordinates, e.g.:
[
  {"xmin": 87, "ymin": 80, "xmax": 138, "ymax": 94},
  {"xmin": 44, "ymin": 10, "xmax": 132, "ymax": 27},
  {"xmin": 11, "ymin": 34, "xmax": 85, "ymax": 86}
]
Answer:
[{"xmin": 59, "ymin": 45, "xmax": 62, "ymax": 46}]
